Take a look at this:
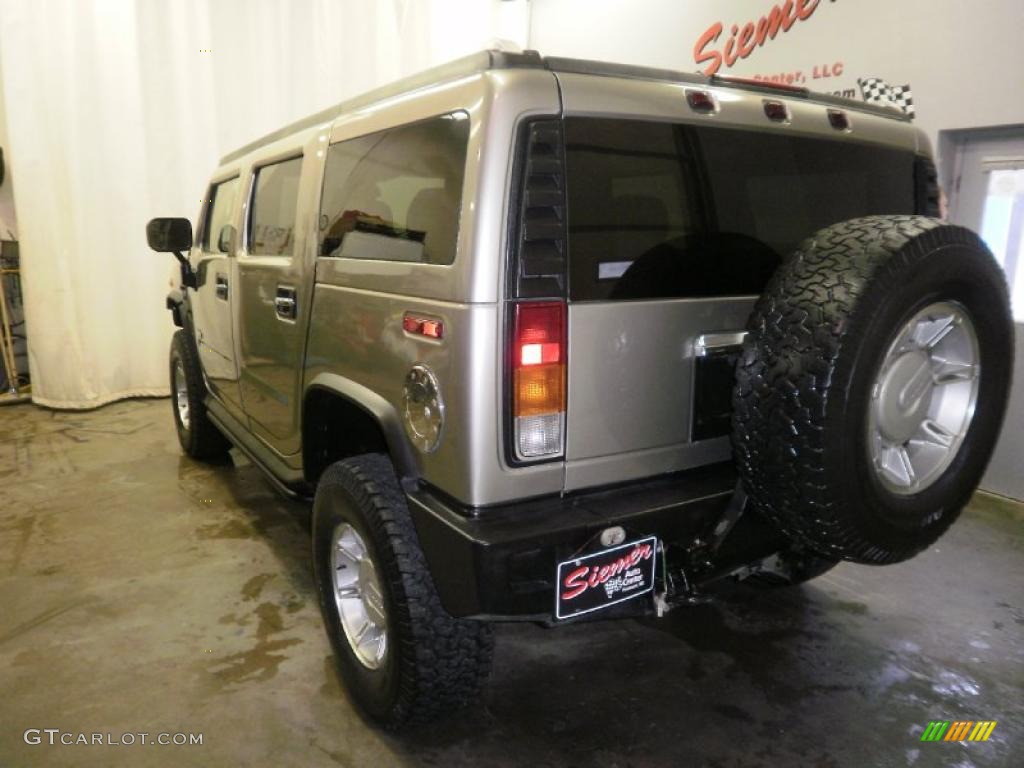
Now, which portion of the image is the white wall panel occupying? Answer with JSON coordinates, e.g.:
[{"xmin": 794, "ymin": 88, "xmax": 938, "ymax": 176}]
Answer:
[
  {"xmin": 530, "ymin": 0, "xmax": 1024, "ymax": 147},
  {"xmin": 0, "ymin": 0, "xmax": 518, "ymax": 407}
]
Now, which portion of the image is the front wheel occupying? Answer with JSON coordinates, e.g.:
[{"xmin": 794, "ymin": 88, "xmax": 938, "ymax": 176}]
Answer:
[
  {"xmin": 169, "ymin": 330, "xmax": 230, "ymax": 460},
  {"xmin": 312, "ymin": 454, "xmax": 493, "ymax": 729}
]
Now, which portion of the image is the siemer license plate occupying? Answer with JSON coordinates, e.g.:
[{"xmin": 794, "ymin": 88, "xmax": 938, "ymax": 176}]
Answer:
[{"xmin": 555, "ymin": 536, "xmax": 657, "ymax": 620}]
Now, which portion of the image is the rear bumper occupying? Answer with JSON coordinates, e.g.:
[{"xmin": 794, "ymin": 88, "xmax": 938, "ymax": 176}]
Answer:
[{"xmin": 406, "ymin": 462, "xmax": 739, "ymax": 620}]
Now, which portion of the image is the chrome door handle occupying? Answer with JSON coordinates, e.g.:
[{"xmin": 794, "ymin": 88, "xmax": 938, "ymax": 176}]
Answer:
[
  {"xmin": 215, "ymin": 274, "xmax": 229, "ymax": 301},
  {"xmin": 275, "ymin": 286, "xmax": 297, "ymax": 320}
]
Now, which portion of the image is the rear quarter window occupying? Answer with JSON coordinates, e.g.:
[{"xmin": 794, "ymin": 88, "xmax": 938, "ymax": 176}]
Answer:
[{"xmin": 318, "ymin": 113, "xmax": 470, "ymax": 265}]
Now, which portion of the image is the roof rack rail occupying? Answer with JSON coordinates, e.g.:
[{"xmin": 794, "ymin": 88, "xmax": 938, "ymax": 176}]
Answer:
[
  {"xmin": 219, "ymin": 49, "xmax": 544, "ymax": 165},
  {"xmin": 219, "ymin": 48, "xmax": 910, "ymax": 165}
]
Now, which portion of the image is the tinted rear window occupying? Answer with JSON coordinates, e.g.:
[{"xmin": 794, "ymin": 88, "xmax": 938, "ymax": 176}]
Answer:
[{"xmin": 564, "ymin": 118, "xmax": 916, "ymax": 301}]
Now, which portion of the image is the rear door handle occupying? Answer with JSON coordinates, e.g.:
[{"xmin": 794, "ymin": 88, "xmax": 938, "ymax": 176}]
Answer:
[
  {"xmin": 275, "ymin": 286, "xmax": 297, "ymax": 320},
  {"xmin": 215, "ymin": 274, "xmax": 229, "ymax": 301}
]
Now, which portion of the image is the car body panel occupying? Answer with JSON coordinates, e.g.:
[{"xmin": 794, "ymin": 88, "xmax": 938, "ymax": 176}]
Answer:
[
  {"xmin": 553, "ymin": 71, "xmax": 919, "ymax": 152},
  {"xmin": 235, "ymin": 127, "xmax": 327, "ymax": 456},
  {"xmin": 189, "ymin": 166, "xmax": 247, "ymax": 424},
  {"xmin": 176, "ymin": 50, "xmax": 927, "ymax": 509},
  {"xmin": 563, "ymin": 297, "xmax": 755, "ymax": 491}
]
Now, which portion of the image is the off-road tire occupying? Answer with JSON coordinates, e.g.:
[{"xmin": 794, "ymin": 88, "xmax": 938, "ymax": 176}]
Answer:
[
  {"xmin": 169, "ymin": 329, "xmax": 231, "ymax": 460},
  {"xmin": 312, "ymin": 454, "xmax": 494, "ymax": 729},
  {"xmin": 733, "ymin": 216, "xmax": 1013, "ymax": 564}
]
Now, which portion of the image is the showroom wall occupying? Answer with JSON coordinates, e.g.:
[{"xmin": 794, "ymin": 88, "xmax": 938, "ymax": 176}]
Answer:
[
  {"xmin": 0, "ymin": 0, "xmax": 524, "ymax": 407},
  {"xmin": 529, "ymin": 0, "xmax": 1024, "ymax": 152},
  {"xmin": 0, "ymin": 57, "xmax": 15, "ymax": 241},
  {"xmin": 2, "ymin": 0, "xmax": 1019, "ymax": 408}
]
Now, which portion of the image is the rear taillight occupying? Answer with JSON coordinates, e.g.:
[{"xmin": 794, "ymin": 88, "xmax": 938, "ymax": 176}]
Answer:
[{"xmin": 511, "ymin": 301, "xmax": 566, "ymax": 460}]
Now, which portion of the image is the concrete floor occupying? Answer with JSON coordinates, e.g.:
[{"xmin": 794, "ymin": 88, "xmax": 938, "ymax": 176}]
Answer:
[{"xmin": 1, "ymin": 398, "xmax": 1021, "ymax": 768}]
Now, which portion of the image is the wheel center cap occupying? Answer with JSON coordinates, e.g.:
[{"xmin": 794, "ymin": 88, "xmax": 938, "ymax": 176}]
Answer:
[{"xmin": 876, "ymin": 350, "xmax": 934, "ymax": 443}]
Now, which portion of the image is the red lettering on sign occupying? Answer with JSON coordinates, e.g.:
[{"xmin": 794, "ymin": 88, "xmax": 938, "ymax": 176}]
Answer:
[
  {"xmin": 694, "ymin": 0, "xmax": 823, "ymax": 76},
  {"xmin": 560, "ymin": 542, "xmax": 654, "ymax": 602},
  {"xmin": 562, "ymin": 566, "xmax": 589, "ymax": 601}
]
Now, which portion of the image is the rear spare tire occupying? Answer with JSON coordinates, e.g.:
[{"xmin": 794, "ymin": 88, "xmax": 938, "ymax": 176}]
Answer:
[{"xmin": 733, "ymin": 216, "xmax": 1013, "ymax": 564}]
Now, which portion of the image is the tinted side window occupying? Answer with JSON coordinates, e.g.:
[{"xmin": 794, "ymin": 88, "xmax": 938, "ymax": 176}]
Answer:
[
  {"xmin": 249, "ymin": 156, "xmax": 303, "ymax": 256},
  {"xmin": 201, "ymin": 177, "xmax": 239, "ymax": 252},
  {"xmin": 564, "ymin": 118, "xmax": 916, "ymax": 301},
  {"xmin": 319, "ymin": 114, "xmax": 470, "ymax": 265}
]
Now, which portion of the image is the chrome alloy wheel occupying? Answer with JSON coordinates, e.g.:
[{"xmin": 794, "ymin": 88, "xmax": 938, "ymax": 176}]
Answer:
[
  {"xmin": 331, "ymin": 523, "xmax": 388, "ymax": 670},
  {"xmin": 868, "ymin": 301, "xmax": 980, "ymax": 495},
  {"xmin": 173, "ymin": 359, "xmax": 190, "ymax": 430}
]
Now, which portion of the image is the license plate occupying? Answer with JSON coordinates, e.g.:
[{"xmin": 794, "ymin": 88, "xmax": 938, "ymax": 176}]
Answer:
[{"xmin": 555, "ymin": 536, "xmax": 657, "ymax": 620}]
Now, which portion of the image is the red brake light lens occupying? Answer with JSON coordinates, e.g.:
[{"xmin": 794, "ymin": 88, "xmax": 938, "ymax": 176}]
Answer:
[
  {"xmin": 511, "ymin": 302, "xmax": 566, "ymax": 459},
  {"xmin": 515, "ymin": 302, "xmax": 563, "ymax": 367},
  {"xmin": 712, "ymin": 74, "xmax": 809, "ymax": 95}
]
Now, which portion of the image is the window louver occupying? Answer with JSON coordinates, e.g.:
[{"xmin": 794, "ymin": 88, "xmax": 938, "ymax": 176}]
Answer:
[
  {"xmin": 509, "ymin": 120, "xmax": 567, "ymax": 299},
  {"xmin": 915, "ymin": 156, "xmax": 941, "ymax": 217}
]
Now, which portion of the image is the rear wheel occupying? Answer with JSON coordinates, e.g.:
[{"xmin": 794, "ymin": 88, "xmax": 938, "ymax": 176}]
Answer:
[
  {"xmin": 733, "ymin": 216, "xmax": 1014, "ymax": 564},
  {"xmin": 312, "ymin": 454, "xmax": 493, "ymax": 729},
  {"xmin": 169, "ymin": 330, "xmax": 230, "ymax": 460}
]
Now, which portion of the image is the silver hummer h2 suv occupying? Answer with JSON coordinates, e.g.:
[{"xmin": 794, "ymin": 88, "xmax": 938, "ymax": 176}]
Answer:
[{"xmin": 147, "ymin": 50, "xmax": 1014, "ymax": 728}]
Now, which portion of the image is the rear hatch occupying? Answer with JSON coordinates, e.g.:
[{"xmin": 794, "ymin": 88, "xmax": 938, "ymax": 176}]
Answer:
[{"xmin": 505, "ymin": 73, "xmax": 935, "ymax": 493}]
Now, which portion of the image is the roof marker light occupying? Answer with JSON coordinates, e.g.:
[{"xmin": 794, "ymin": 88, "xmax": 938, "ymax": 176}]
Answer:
[
  {"xmin": 764, "ymin": 100, "xmax": 789, "ymax": 122},
  {"xmin": 686, "ymin": 89, "xmax": 717, "ymax": 113},
  {"xmin": 827, "ymin": 108, "xmax": 851, "ymax": 131}
]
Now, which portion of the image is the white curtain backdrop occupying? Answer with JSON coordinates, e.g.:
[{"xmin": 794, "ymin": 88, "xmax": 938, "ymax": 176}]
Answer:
[{"xmin": 0, "ymin": 0, "xmax": 529, "ymax": 408}]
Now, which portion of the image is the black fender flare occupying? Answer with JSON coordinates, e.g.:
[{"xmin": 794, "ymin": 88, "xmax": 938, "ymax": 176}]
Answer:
[
  {"xmin": 166, "ymin": 287, "xmax": 186, "ymax": 328},
  {"xmin": 303, "ymin": 372, "xmax": 417, "ymax": 482}
]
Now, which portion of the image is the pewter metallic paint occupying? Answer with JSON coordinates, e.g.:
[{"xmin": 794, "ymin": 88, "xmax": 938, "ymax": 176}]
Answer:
[{"xmin": 186, "ymin": 53, "xmax": 927, "ymax": 506}]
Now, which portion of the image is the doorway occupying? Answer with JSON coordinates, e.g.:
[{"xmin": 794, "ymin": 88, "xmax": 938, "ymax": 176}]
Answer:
[{"xmin": 943, "ymin": 126, "xmax": 1024, "ymax": 500}]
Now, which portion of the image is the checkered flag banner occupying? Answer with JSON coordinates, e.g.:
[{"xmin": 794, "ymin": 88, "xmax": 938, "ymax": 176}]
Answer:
[{"xmin": 858, "ymin": 77, "xmax": 915, "ymax": 119}]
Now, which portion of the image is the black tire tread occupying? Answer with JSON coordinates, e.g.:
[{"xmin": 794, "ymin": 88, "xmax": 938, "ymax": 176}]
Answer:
[
  {"xmin": 170, "ymin": 329, "xmax": 231, "ymax": 460},
  {"xmin": 318, "ymin": 454, "xmax": 493, "ymax": 728},
  {"xmin": 732, "ymin": 215, "xmax": 1005, "ymax": 564}
]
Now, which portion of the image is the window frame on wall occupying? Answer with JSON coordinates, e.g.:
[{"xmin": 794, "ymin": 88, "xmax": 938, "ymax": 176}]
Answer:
[
  {"xmin": 317, "ymin": 111, "xmax": 471, "ymax": 266},
  {"xmin": 245, "ymin": 153, "xmax": 305, "ymax": 259},
  {"xmin": 199, "ymin": 175, "xmax": 240, "ymax": 253},
  {"xmin": 979, "ymin": 166, "xmax": 1024, "ymax": 322}
]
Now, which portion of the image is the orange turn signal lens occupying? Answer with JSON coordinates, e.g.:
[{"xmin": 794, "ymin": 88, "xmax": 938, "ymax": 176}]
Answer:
[{"xmin": 514, "ymin": 364, "xmax": 565, "ymax": 417}]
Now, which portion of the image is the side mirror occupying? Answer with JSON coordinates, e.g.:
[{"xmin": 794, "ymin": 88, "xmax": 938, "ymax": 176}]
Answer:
[
  {"xmin": 146, "ymin": 217, "xmax": 197, "ymax": 289},
  {"xmin": 146, "ymin": 217, "xmax": 193, "ymax": 252},
  {"xmin": 217, "ymin": 224, "xmax": 236, "ymax": 254}
]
